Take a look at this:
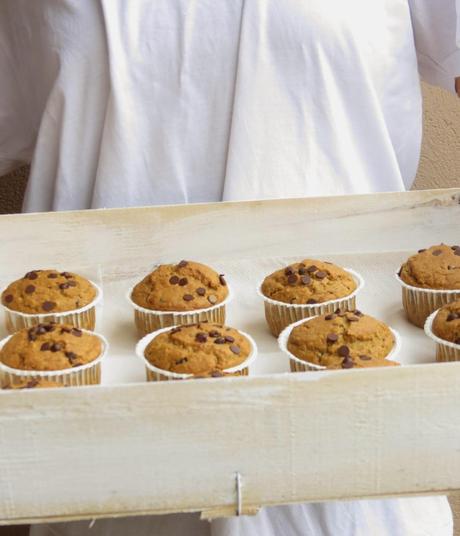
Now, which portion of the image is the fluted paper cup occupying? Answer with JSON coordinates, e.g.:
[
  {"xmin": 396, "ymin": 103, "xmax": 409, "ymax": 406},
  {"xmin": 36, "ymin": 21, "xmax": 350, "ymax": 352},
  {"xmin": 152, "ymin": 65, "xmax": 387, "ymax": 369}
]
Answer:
[
  {"xmin": 136, "ymin": 325, "xmax": 257, "ymax": 382},
  {"xmin": 1, "ymin": 280, "xmax": 102, "ymax": 334},
  {"xmin": 258, "ymin": 268, "xmax": 364, "ymax": 337},
  {"xmin": 127, "ymin": 284, "xmax": 232, "ymax": 337},
  {"xmin": 424, "ymin": 310, "xmax": 460, "ymax": 362},
  {"xmin": 395, "ymin": 269, "xmax": 460, "ymax": 328},
  {"xmin": 278, "ymin": 315, "xmax": 402, "ymax": 372},
  {"xmin": 0, "ymin": 329, "xmax": 108, "ymax": 388}
]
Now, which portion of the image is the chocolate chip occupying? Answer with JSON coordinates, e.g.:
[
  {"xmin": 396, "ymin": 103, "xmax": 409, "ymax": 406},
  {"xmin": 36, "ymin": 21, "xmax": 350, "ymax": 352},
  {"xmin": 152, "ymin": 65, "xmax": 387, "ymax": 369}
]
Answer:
[
  {"xmin": 65, "ymin": 351, "xmax": 77, "ymax": 361},
  {"xmin": 59, "ymin": 282, "xmax": 70, "ymax": 290},
  {"xmin": 359, "ymin": 355, "xmax": 372, "ymax": 361},
  {"xmin": 315, "ymin": 271, "xmax": 327, "ymax": 280},
  {"xmin": 45, "ymin": 323, "xmax": 56, "ymax": 332},
  {"xmin": 287, "ymin": 274, "xmax": 298, "ymax": 285},
  {"xmin": 169, "ymin": 276, "xmax": 179, "ymax": 285},
  {"xmin": 230, "ymin": 345, "xmax": 241, "ymax": 355},
  {"xmin": 300, "ymin": 275, "xmax": 311, "ymax": 285},
  {"xmin": 455, "ymin": 338, "xmax": 460, "ymax": 345},
  {"xmin": 183, "ymin": 294, "xmax": 194, "ymax": 301},
  {"xmin": 40, "ymin": 343, "xmax": 51, "ymax": 351},
  {"xmin": 219, "ymin": 275, "xmax": 227, "ymax": 286},
  {"xmin": 209, "ymin": 330, "xmax": 220, "ymax": 338},
  {"xmin": 61, "ymin": 272, "xmax": 73, "ymax": 279},
  {"xmin": 285, "ymin": 266, "xmax": 294, "ymax": 276},
  {"xmin": 341, "ymin": 358, "xmax": 354, "ymax": 369},
  {"xmin": 175, "ymin": 357, "xmax": 188, "ymax": 365},
  {"xmin": 325, "ymin": 314, "xmax": 336, "ymax": 321},
  {"xmin": 215, "ymin": 337, "xmax": 226, "ymax": 344},
  {"xmin": 36, "ymin": 326, "xmax": 46, "ymax": 335},
  {"xmin": 338, "ymin": 345, "xmax": 350, "ymax": 357},
  {"xmin": 48, "ymin": 273, "xmax": 58, "ymax": 279},
  {"xmin": 60, "ymin": 327, "xmax": 72, "ymax": 334},
  {"xmin": 298, "ymin": 267, "xmax": 308, "ymax": 275},
  {"xmin": 4, "ymin": 294, "xmax": 13, "ymax": 303},
  {"xmin": 171, "ymin": 327, "xmax": 182, "ymax": 334},
  {"xmin": 354, "ymin": 310, "xmax": 363, "ymax": 317},
  {"xmin": 178, "ymin": 260, "xmax": 188, "ymax": 268},
  {"xmin": 432, "ymin": 249, "xmax": 443, "ymax": 256},
  {"xmin": 306, "ymin": 265, "xmax": 318, "ymax": 273},
  {"xmin": 455, "ymin": 249, "xmax": 460, "ymax": 257},
  {"xmin": 195, "ymin": 333, "xmax": 208, "ymax": 343},
  {"xmin": 347, "ymin": 316, "xmax": 360, "ymax": 322},
  {"xmin": 225, "ymin": 336, "xmax": 235, "ymax": 343},
  {"xmin": 50, "ymin": 343, "xmax": 62, "ymax": 352},
  {"xmin": 307, "ymin": 298, "xmax": 317, "ymax": 304},
  {"xmin": 71, "ymin": 328, "xmax": 82, "ymax": 337},
  {"xmin": 451, "ymin": 246, "xmax": 460, "ymax": 251},
  {"xmin": 42, "ymin": 301, "xmax": 56, "ymax": 312},
  {"xmin": 326, "ymin": 333, "xmax": 338, "ymax": 344},
  {"xmin": 196, "ymin": 287, "xmax": 206, "ymax": 296},
  {"xmin": 28, "ymin": 333, "xmax": 37, "ymax": 342},
  {"xmin": 178, "ymin": 278, "xmax": 188, "ymax": 286},
  {"xmin": 25, "ymin": 271, "xmax": 38, "ymax": 280},
  {"xmin": 208, "ymin": 295, "xmax": 218, "ymax": 304},
  {"xmin": 418, "ymin": 249, "xmax": 426, "ymax": 253},
  {"xmin": 447, "ymin": 313, "xmax": 457, "ymax": 322}
]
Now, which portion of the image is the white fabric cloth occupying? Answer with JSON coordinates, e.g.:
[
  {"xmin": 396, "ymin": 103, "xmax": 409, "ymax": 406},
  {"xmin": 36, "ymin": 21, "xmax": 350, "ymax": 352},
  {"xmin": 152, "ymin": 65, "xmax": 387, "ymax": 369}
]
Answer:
[
  {"xmin": 2, "ymin": 1, "xmax": 458, "ymax": 535},
  {"xmin": 0, "ymin": 0, "xmax": 459, "ymax": 211}
]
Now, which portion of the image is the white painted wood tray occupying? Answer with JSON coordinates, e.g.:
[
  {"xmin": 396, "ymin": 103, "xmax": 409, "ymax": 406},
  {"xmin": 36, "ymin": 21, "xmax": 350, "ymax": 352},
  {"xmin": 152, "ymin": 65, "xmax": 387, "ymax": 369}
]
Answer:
[{"xmin": 0, "ymin": 188, "xmax": 460, "ymax": 525}]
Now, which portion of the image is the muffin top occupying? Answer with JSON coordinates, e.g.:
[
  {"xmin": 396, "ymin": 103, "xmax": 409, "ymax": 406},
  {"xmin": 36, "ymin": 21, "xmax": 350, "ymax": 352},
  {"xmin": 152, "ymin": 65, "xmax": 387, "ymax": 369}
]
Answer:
[
  {"xmin": 286, "ymin": 310, "xmax": 398, "ymax": 369},
  {"xmin": 261, "ymin": 260, "xmax": 357, "ymax": 305},
  {"xmin": 0, "ymin": 323, "xmax": 102, "ymax": 371},
  {"xmin": 1, "ymin": 269, "xmax": 97, "ymax": 314},
  {"xmin": 131, "ymin": 260, "xmax": 229, "ymax": 312},
  {"xmin": 432, "ymin": 300, "xmax": 460, "ymax": 345},
  {"xmin": 2, "ymin": 378, "xmax": 63, "ymax": 390},
  {"xmin": 144, "ymin": 323, "xmax": 251, "ymax": 375},
  {"xmin": 399, "ymin": 245, "xmax": 460, "ymax": 290}
]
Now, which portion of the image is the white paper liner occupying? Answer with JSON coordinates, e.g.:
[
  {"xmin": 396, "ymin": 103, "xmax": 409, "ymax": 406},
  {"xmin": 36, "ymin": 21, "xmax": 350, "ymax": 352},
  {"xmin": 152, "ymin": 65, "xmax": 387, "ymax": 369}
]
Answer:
[
  {"xmin": 0, "ymin": 328, "xmax": 109, "ymax": 387},
  {"xmin": 1, "ymin": 280, "xmax": 103, "ymax": 334},
  {"xmin": 127, "ymin": 283, "xmax": 233, "ymax": 337},
  {"xmin": 395, "ymin": 269, "xmax": 460, "ymax": 328},
  {"xmin": 257, "ymin": 268, "xmax": 364, "ymax": 337},
  {"xmin": 135, "ymin": 324, "xmax": 258, "ymax": 381},
  {"xmin": 424, "ymin": 310, "xmax": 460, "ymax": 362},
  {"xmin": 278, "ymin": 315, "xmax": 402, "ymax": 372}
]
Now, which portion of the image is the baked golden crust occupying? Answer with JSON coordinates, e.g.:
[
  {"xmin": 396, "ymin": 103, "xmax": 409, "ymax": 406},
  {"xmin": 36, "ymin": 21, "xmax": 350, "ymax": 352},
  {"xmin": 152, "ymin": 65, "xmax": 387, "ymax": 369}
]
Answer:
[
  {"xmin": 399, "ymin": 245, "xmax": 460, "ymax": 290},
  {"xmin": 0, "ymin": 323, "xmax": 102, "ymax": 371},
  {"xmin": 261, "ymin": 260, "xmax": 356, "ymax": 305},
  {"xmin": 1, "ymin": 269, "xmax": 96, "ymax": 314},
  {"xmin": 132, "ymin": 261, "xmax": 229, "ymax": 311},
  {"xmin": 144, "ymin": 323, "xmax": 250, "ymax": 375},
  {"xmin": 432, "ymin": 300, "xmax": 460, "ymax": 345},
  {"xmin": 287, "ymin": 310, "xmax": 398, "ymax": 369}
]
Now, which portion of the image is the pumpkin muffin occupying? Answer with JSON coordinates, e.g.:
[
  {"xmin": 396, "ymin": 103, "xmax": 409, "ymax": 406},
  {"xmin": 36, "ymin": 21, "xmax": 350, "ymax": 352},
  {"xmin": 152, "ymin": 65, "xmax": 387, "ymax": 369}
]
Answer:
[
  {"xmin": 2, "ymin": 378, "xmax": 63, "ymax": 390},
  {"xmin": 0, "ymin": 323, "xmax": 102, "ymax": 371},
  {"xmin": 432, "ymin": 300, "xmax": 460, "ymax": 345},
  {"xmin": 1, "ymin": 269, "xmax": 97, "ymax": 314},
  {"xmin": 130, "ymin": 261, "xmax": 230, "ymax": 335},
  {"xmin": 285, "ymin": 310, "xmax": 399, "ymax": 370},
  {"xmin": 397, "ymin": 245, "xmax": 460, "ymax": 328},
  {"xmin": 260, "ymin": 260, "xmax": 362, "ymax": 337}
]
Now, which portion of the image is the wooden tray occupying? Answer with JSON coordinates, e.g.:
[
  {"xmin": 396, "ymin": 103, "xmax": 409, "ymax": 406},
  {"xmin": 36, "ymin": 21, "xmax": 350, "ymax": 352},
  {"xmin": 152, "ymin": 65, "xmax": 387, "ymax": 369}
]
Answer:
[{"xmin": 0, "ymin": 188, "xmax": 460, "ymax": 525}]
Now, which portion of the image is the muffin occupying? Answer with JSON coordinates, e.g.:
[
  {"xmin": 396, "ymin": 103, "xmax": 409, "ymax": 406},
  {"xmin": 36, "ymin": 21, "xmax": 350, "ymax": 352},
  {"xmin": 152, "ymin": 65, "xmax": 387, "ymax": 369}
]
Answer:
[
  {"xmin": 259, "ymin": 260, "xmax": 363, "ymax": 336},
  {"xmin": 0, "ymin": 322, "xmax": 107, "ymax": 386},
  {"xmin": 397, "ymin": 244, "xmax": 460, "ymax": 327},
  {"xmin": 129, "ymin": 260, "xmax": 231, "ymax": 336},
  {"xmin": 424, "ymin": 300, "xmax": 460, "ymax": 362},
  {"xmin": 1, "ymin": 269, "xmax": 101, "ymax": 333},
  {"xmin": 279, "ymin": 310, "xmax": 400, "ymax": 371},
  {"xmin": 136, "ymin": 322, "xmax": 257, "ymax": 381},
  {"xmin": 2, "ymin": 378, "xmax": 64, "ymax": 390}
]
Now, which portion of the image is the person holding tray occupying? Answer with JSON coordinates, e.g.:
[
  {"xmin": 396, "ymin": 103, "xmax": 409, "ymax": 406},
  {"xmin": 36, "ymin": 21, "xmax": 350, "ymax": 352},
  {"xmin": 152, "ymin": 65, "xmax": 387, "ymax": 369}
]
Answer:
[{"xmin": 1, "ymin": 1, "xmax": 459, "ymax": 535}]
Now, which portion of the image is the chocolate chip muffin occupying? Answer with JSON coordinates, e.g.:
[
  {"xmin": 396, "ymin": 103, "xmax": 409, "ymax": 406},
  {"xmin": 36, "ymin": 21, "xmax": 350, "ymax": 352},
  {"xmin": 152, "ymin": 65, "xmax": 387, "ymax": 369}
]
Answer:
[
  {"xmin": 1, "ymin": 269, "xmax": 97, "ymax": 314},
  {"xmin": 132, "ymin": 260, "xmax": 228, "ymax": 311},
  {"xmin": 143, "ymin": 323, "xmax": 252, "ymax": 376},
  {"xmin": 398, "ymin": 245, "xmax": 460, "ymax": 328},
  {"xmin": 432, "ymin": 300, "xmax": 460, "ymax": 345},
  {"xmin": 2, "ymin": 378, "xmax": 63, "ymax": 390},
  {"xmin": 261, "ymin": 260, "xmax": 357, "ymax": 305},
  {"xmin": 0, "ymin": 323, "xmax": 102, "ymax": 371},
  {"xmin": 285, "ymin": 310, "xmax": 398, "ymax": 370},
  {"xmin": 399, "ymin": 245, "xmax": 460, "ymax": 290}
]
